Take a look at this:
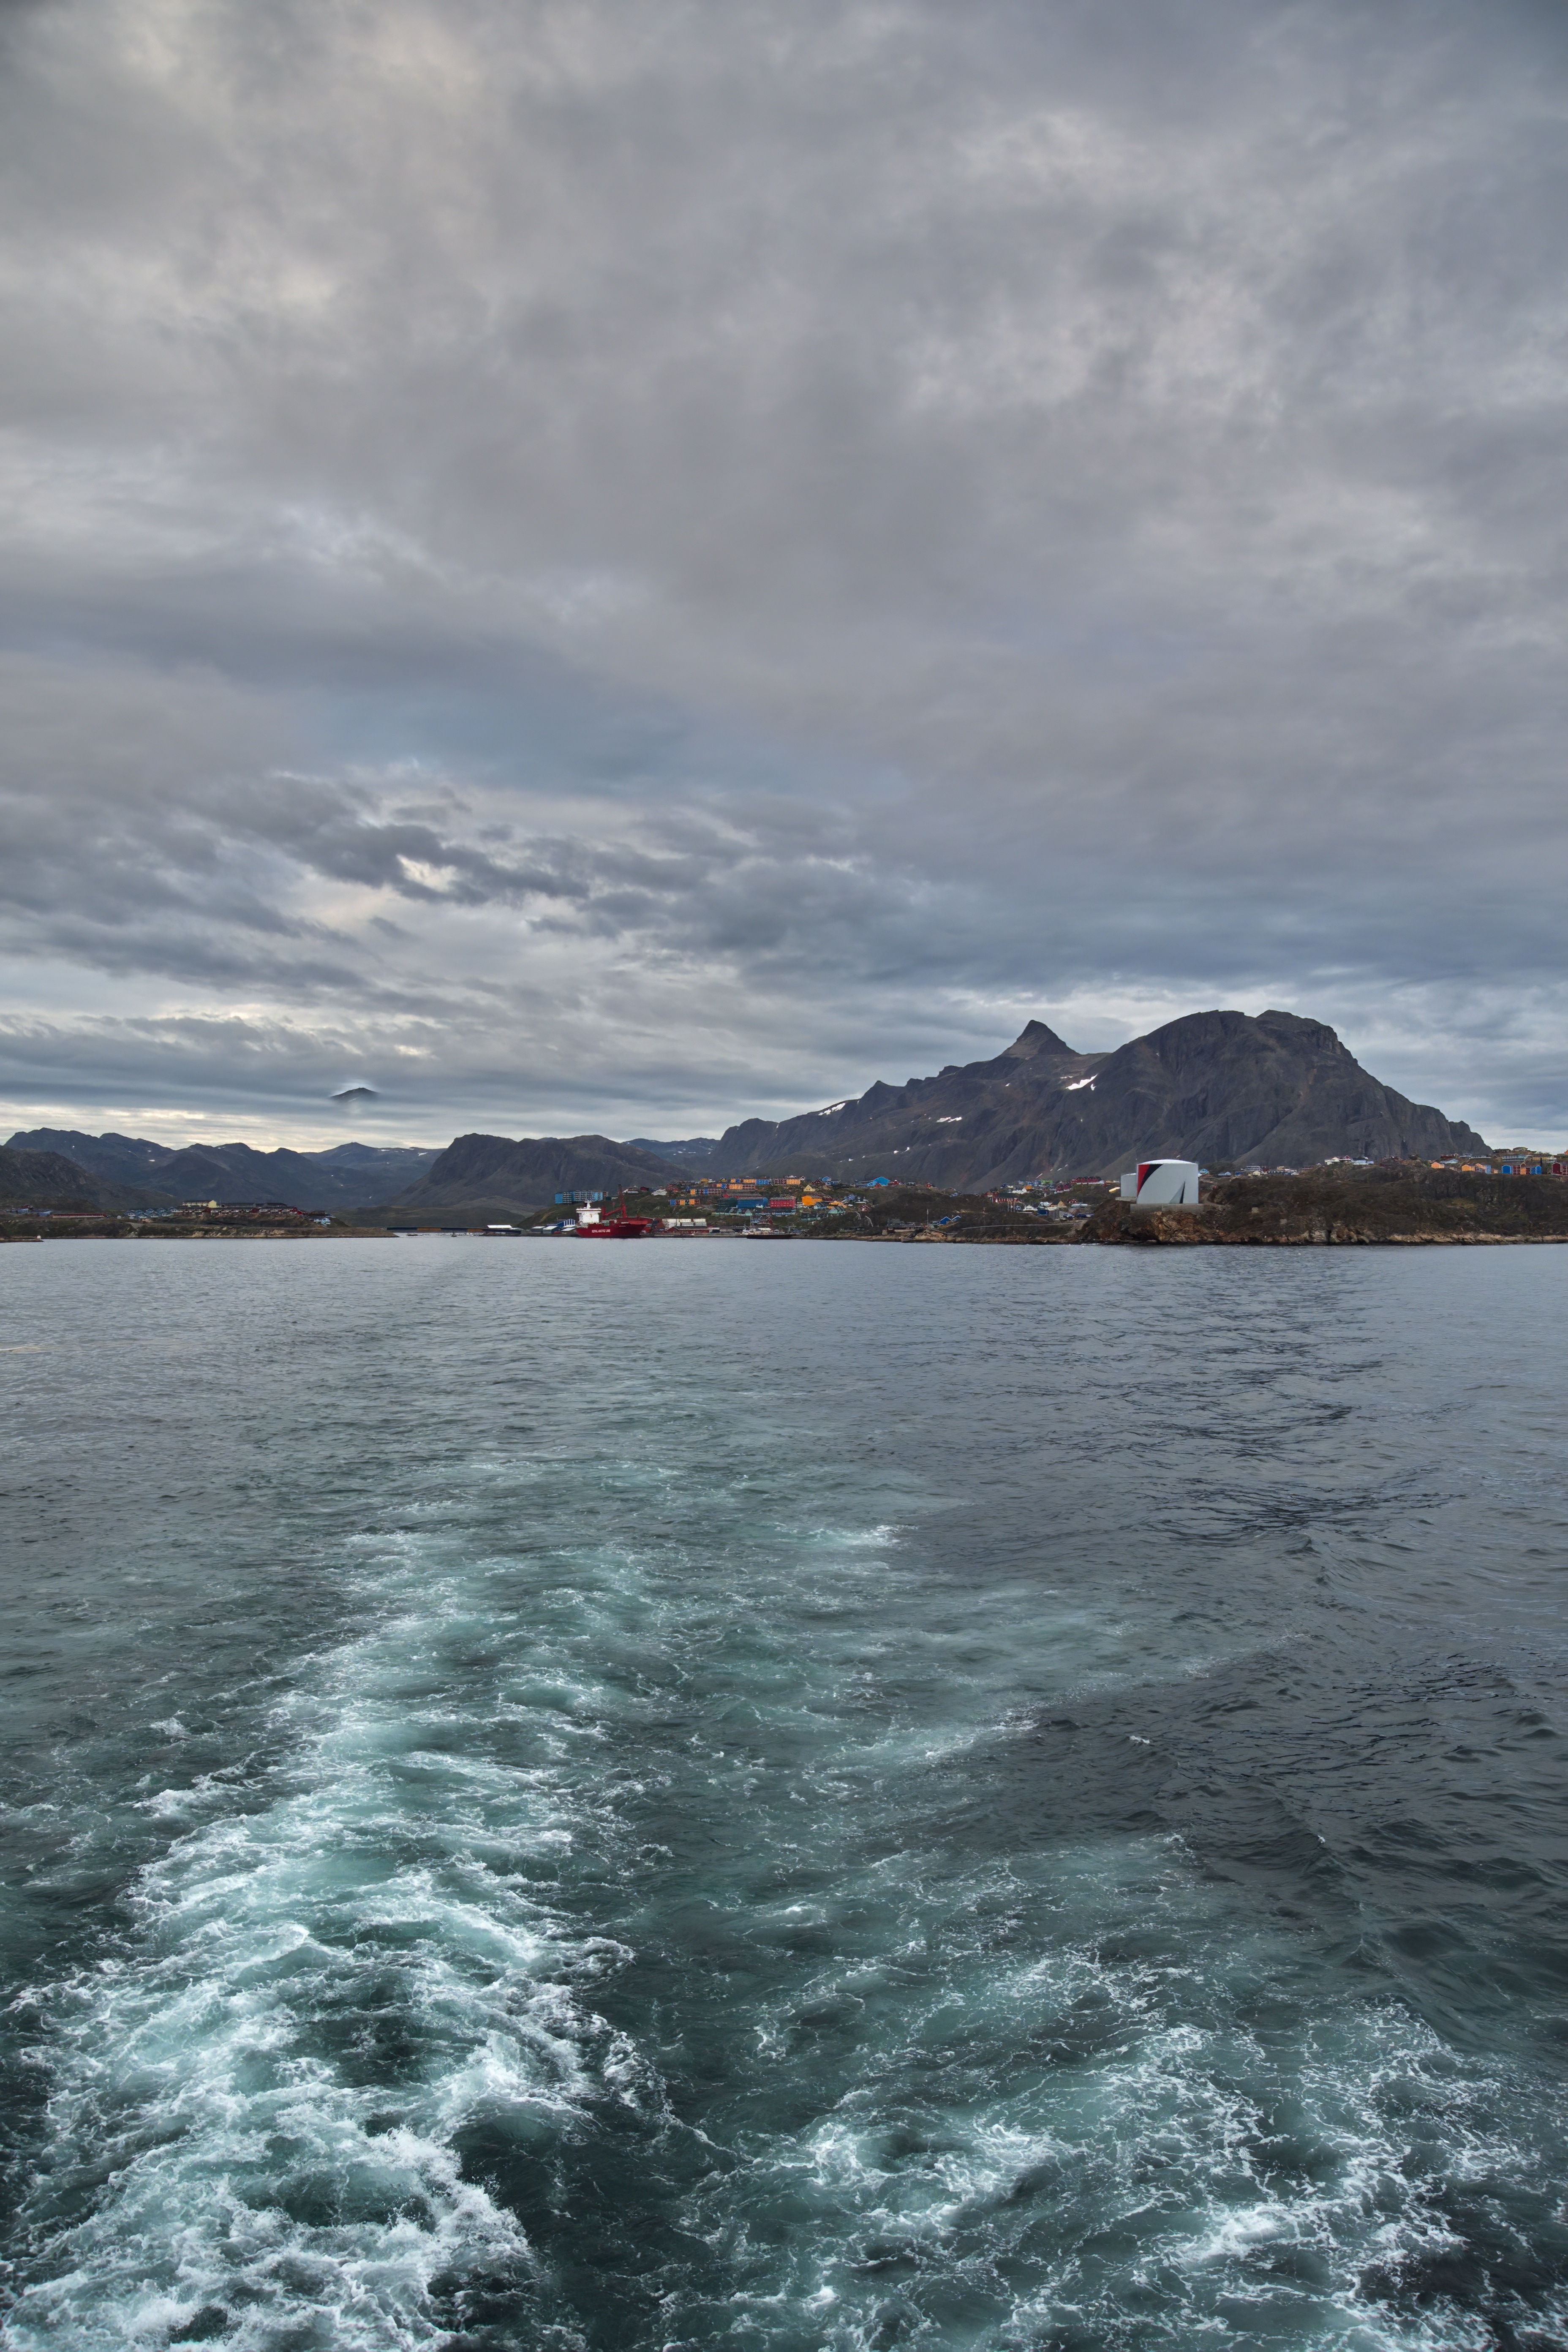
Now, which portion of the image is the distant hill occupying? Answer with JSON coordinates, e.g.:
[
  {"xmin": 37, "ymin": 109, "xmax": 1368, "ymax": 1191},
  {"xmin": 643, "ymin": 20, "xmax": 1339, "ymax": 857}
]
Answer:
[
  {"xmin": 690, "ymin": 1011, "xmax": 1489, "ymax": 1184},
  {"xmin": 6, "ymin": 1130, "xmax": 441, "ymax": 1211},
  {"xmin": 372, "ymin": 1133, "xmax": 688, "ymax": 1221}
]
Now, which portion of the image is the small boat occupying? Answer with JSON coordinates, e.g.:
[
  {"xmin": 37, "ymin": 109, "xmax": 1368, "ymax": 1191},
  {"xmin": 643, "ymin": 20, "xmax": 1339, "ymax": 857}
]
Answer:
[{"xmin": 572, "ymin": 1192, "xmax": 657, "ymax": 1239}]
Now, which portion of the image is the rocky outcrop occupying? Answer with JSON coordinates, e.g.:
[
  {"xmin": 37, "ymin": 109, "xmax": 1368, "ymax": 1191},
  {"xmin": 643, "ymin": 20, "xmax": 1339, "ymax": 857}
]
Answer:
[{"xmin": 689, "ymin": 1010, "xmax": 1487, "ymax": 1186}]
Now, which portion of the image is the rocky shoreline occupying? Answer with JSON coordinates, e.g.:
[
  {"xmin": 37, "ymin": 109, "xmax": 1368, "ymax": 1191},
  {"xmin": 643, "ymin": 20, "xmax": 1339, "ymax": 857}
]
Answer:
[
  {"xmin": 1079, "ymin": 1165, "xmax": 1568, "ymax": 1247},
  {"xmin": 1083, "ymin": 1214, "xmax": 1568, "ymax": 1247}
]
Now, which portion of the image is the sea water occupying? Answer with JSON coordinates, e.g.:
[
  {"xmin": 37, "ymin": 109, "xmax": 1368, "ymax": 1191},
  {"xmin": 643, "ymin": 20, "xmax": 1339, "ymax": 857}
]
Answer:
[{"xmin": 2, "ymin": 1239, "xmax": 1566, "ymax": 2351}]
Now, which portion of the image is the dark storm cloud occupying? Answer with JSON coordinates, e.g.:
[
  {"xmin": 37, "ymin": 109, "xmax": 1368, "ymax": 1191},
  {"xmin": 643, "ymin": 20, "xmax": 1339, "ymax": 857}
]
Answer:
[{"xmin": 0, "ymin": 0, "xmax": 1565, "ymax": 1142}]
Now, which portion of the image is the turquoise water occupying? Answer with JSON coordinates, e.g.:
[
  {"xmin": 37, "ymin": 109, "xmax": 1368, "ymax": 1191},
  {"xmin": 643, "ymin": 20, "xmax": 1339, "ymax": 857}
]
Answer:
[{"xmin": 3, "ymin": 1240, "xmax": 1567, "ymax": 2349}]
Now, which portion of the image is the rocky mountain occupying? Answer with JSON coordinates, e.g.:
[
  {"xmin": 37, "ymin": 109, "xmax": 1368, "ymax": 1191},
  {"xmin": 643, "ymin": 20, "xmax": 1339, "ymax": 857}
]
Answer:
[
  {"xmin": 690, "ymin": 1010, "xmax": 1489, "ymax": 1185},
  {"xmin": 6, "ymin": 1130, "xmax": 441, "ymax": 1211},
  {"xmin": 373, "ymin": 1133, "xmax": 687, "ymax": 1221}
]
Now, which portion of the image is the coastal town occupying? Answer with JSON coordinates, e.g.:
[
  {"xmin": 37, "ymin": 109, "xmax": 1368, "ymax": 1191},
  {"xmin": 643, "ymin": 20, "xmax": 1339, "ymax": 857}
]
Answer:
[{"xmin": 6, "ymin": 1152, "xmax": 1568, "ymax": 1246}]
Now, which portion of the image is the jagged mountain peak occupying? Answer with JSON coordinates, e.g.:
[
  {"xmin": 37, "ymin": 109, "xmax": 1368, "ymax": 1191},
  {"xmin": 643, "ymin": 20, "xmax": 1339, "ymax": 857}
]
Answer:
[{"xmin": 999, "ymin": 1018, "xmax": 1078, "ymax": 1059}]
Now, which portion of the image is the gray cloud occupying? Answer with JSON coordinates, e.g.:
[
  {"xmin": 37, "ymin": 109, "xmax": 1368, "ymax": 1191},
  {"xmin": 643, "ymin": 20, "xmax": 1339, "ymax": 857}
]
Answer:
[{"xmin": 1, "ymin": 0, "xmax": 1565, "ymax": 1146}]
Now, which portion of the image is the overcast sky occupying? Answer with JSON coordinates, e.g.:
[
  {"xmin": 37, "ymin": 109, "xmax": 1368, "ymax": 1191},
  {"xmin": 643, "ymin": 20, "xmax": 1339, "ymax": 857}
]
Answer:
[{"xmin": 2, "ymin": 0, "xmax": 1565, "ymax": 1149}]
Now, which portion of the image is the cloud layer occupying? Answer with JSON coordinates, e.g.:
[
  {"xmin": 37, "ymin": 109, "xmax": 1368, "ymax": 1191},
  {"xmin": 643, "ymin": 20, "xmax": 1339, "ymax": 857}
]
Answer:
[{"xmin": 3, "ymin": 0, "xmax": 1565, "ymax": 1145}]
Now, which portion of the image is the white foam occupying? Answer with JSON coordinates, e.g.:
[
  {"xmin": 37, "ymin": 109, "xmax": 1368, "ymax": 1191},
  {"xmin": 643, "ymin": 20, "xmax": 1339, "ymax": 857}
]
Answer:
[
  {"xmin": 674, "ymin": 1838, "xmax": 1568, "ymax": 2349},
  {"xmin": 14, "ymin": 1456, "xmax": 1568, "ymax": 2351},
  {"xmin": 6, "ymin": 1524, "xmax": 649, "ymax": 2351}
]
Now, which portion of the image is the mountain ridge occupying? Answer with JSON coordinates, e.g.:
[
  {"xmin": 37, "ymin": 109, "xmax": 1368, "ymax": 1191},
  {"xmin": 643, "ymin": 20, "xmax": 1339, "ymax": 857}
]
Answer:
[
  {"xmin": 5, "ymin": 1130, "xmax": 441, "ymax": 1211},
  {"xmin": 638, "ymin": 1009, "xmax": 1489, "ymax": 1184}
]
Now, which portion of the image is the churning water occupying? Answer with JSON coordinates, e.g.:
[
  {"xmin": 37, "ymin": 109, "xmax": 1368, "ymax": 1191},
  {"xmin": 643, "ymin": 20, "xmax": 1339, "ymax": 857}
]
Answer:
[{"xmin": 3, "ymin": 1239, "xmax": 1568, "ymax": 2350}]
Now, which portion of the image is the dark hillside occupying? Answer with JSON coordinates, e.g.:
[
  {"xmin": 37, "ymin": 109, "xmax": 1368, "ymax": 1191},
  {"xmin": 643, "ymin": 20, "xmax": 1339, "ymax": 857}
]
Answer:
[
  {"xmin": 869, "ymin": 1188, "xmax": 1067, "ymax": 1241},
  {"xmin": 698, "ymin": 1021, "xmax": 1097, "ymax": 1186},
  {"xmin": 625, "ymin": 1137, "xmax": 721, "ymax": 1167},
  {"xmin": 370, "ymin": 1132, "xmax": 687, "ymax": 1221},
  {"xmin": 0, "ymin": 1146, "xmax": 149, "ymax": 1211}
]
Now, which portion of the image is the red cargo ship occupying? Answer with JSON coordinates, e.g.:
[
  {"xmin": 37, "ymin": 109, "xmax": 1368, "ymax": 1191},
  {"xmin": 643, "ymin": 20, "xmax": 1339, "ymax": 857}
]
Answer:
[{"xmin": 572, "ymin": 1192, "xmax": 658, "ymax": 1239}]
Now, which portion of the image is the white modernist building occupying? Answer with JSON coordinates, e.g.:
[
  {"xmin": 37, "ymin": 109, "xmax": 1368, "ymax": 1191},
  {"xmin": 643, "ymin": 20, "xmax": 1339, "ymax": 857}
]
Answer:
[{"xmin": 1120, "ymin": 1159, "xmax": 1201, "ymax": 1206}]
